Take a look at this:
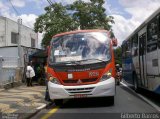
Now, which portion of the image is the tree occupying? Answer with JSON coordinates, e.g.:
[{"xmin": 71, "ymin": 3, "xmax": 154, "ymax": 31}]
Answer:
[
  {"xmin": 34, "ymin": 0, "xmax": 115, "ymax": 47},
  {"xmin": 34, "ymin": 3, "xmax": 78, "ymax": 47},
  {"xmin": 114, "ymin": 46, "xmax": 122, "ymax": 66},
  {"xmin": 68, "ymin": 0, "xmax": 114, "ymax": 30}
]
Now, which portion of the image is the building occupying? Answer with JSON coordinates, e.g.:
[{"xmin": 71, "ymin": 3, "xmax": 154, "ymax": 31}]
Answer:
[
  {"xmin": 0, "ymin": 17, "xmax": 40, "ymax": 87},
  {"xmin": 0, "ymin": 16, "xmax": 38, "ymax": 47}
]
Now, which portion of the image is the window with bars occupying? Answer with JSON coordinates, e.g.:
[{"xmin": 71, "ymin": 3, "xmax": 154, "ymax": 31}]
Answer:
[
  {"xmin": 11, "ymin": 32, "xmax": 18, "ymax": 44},
  {"xmin": 31, "ymin": 38, "xmax": 35, "ymax": 47}
]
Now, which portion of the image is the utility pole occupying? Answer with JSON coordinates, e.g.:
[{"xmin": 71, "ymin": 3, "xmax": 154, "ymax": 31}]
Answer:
[{"xmin": 17, "ymin": 18, "xmax": 22, "ymax": 68}]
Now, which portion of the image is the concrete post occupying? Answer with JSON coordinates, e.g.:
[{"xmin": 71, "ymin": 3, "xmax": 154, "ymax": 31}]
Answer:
[
  {"xmin": 17, "ymin": 18, "xmax": 22, "ymax": 68},
  {"xmin": 0, "ymin": 56, "xmax": 3, "ymax": 87}
]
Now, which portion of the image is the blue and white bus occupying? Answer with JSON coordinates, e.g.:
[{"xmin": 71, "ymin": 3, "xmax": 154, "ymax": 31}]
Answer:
[{"xmin": 122, "ymin": 8, "xmax": 160, "ymax": 94}]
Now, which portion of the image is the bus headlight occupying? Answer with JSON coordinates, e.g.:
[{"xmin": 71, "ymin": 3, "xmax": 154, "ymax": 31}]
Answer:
[
  {"xmin": 48, "ymin": 74, "xmax": 61, "ymax": 84},
  {"xmin": 100, "ymin": 70, "xmax": 112, "ymax": 82}
]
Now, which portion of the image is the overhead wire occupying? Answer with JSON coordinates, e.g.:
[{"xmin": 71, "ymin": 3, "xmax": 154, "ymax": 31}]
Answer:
[
  {"xmin": 8, "ymin": 0, "xmax": 19, "ymax": 15},
  {"xmin": 51, "ymin": 0, "xmax": 57, "ymax": 3},
  {"xmin": 46, "ymin": 0, "xmax": 53, "ymax": 6}
]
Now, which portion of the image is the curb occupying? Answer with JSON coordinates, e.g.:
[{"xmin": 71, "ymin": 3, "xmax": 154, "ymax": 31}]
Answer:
[
  {"xmin": 26, "ymin": 102, "xmax": 52, "ymax": 119},
  {"xmin": 120, "ymin": 81, "xmax": 160, "ymax": 112},
  {"xmin": 0, "ymin": 82, "xmax": 23, "ymax": 91},
  {"xmin": 26, "ymin": 108, "xmax": 43, "ymax": 119},
  {"xmin": 0, "ymin": 89, "xmax": 4, "ymax": 92}
]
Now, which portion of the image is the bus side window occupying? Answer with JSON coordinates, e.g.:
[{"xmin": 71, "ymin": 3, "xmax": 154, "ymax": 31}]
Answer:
[
  {"xmin": 122, "ymin": 41, "xmax": 131, "ymax": 59},
  {"xmin": 122, "ymin": 45, "xmax": 125, "ymax": 58},
  {"xmin": 126, "ymin": 40, "xmax": 132, "ymax": 57},
  {"xmin": 158, "ymin": 37, "xmax": 160, "ymax": 49},
  {"xmin": 132, "ymin": 34, "xmax": 138, "ymax": 56},
  {"xmin": 158, "ymin": 15, "xmax": 160, "ymax": 49},
  {"xmin": 147, "ymin": 15, "xmax": 158, "ymax": 52}
]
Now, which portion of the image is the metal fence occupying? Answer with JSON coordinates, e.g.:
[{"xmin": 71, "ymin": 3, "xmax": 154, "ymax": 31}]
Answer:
[{"xmin": 0, "ymin": 57, "xmax": 22, "ymax": 88}]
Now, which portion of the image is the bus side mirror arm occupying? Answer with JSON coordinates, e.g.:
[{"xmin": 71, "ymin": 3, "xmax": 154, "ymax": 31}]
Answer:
[
  {"xmin": 112, "ymin": 38, "xmax": 118, "ymax": 47},
  {"xmin": 46, "ymin": 46, "xmax": 50, "ymax": 55}
]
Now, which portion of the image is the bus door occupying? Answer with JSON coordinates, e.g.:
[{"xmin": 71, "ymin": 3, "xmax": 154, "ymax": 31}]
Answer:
[
  {"xmin": 138, "ymin": 27, "xmax": 148, "ymax": 88},
  {"xmin": 158, "ymin": 17, "xmax": 160, "ymax": 78},
  {"xmin": 159, "ymin": 38, "xmax": 160, "ymax": 77}
]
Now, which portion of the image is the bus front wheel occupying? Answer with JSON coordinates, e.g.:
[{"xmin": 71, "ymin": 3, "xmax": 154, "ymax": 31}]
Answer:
[
  {"xmin": 107, "ymin": 96, "xmax": 114, "ymax": 105},
  {"xmin": 133, "ymin": 73, "xmax": 139, "ymax": 92},
  {"xmin": 54, "ymin": 99, "xmax": 63, "ymax": 106}
]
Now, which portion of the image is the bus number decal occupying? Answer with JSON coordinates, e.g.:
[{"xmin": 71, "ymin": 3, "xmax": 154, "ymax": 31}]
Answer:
[{"xmin": 89, "ymin": 72, "xmax": 99, "ymax": 77}]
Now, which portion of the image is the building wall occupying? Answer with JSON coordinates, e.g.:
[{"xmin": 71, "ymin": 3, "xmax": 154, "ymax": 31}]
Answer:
[
  {"xmin": 0, "ymin": 16, "xmax": 40, "ymax": 86},
  {"xmin": 0, "ymin": 47, "xmax": 18, "ymax": 57},
  {"xmin": 0, "ymin": 18, "xmax": 6, "ymax": 47},
  {"xmin": 0, "ymin": 46, "xmax": 39, "ymax": 67},
  {"xmin": 0, "ymin": 46, "xmax": 39, "ymax": 85},
  {"xmin": 0, "ymin": 17, "xmax": 38, "ymax": 48}
]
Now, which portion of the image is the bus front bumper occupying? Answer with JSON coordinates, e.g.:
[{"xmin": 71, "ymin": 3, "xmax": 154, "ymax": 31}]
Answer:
[{"xmin": 48, "ymin": 77, "xmax": 115, "ymax": 100}]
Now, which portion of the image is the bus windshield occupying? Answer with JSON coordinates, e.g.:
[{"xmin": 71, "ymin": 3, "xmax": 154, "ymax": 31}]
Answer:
[{"xmin": 49, "ymin": 32, "xmax": 111, "ymax": 64}]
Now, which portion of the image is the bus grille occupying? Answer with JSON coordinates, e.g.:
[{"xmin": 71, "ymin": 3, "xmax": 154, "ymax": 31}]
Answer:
[
  {"xmin": 62, "ymin": 78, "xmax": 97, "ymax": 84},
  {"xmin": 65, "ymin": 87, "xmax": 95, "ymax": 94}
]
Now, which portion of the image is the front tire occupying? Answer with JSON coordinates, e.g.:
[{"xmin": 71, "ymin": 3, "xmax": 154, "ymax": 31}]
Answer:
[
  {"xmin": 116, "ymin": 79, "xmax": 120, "ymax": 85},
  {"xmin": 54, "ymin": 99, "xmax": 63, "ymax": 106},
  {"xmin": 133, "ymin": 73, "xmax": 139, "ymax": 92},
  {"xmin": 108, "ymin": 96, "xmax": 114, "ymax": 105}
]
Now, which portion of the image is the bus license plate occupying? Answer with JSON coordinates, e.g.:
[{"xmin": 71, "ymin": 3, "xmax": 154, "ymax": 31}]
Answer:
[{"xmin": 74, "ymin": 94, "xmax": 87, "ymax": 98}]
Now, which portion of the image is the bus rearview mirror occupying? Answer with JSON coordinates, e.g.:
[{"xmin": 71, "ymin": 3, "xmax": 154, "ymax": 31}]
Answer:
[
  {"xmin": 112, "ymin": 38, "xmax": 118, "ymax": 47},
  {"xmin": 46, "ymin": 46, "xmax": 50, "ymax": 54}
]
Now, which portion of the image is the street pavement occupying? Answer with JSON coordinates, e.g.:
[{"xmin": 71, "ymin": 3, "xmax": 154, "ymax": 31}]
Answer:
[
  {"xmin": 0, "ymin": 85, "xmax": 48, "ymax": 119},
  {"xmin": 31, "ymin": 85, "xmax": 160, "ymax": 119}
]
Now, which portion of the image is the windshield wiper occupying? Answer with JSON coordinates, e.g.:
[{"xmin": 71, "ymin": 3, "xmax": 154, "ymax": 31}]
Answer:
[
  {"xmin": 50, "ymin": 61, "xmax": 82, "ymax": 66},
  {"xmin": 51, "ymin": 59, "xmax": 107, "ymax": 66},
  {"xmin": 59, "ymin": 61, "xmax": 83, "ymax": 65},
  {"xmin": 79, "ymin": 58, "xmax": 107, "ymax": 64}
]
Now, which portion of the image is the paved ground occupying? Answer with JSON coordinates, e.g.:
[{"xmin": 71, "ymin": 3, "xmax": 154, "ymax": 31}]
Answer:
[
  {"xmin": 31, "ymin": 85, "xmax": 160, "ymax": 119},
  {"xmin": 0, "ymin": 85, "xmax": 48, "ymax": 119}
]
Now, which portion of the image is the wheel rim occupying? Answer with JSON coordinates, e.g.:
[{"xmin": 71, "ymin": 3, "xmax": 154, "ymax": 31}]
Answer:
[
  {"xmin": 134, "ymin": 80, "xmax": 137, "ymax": 90},
  {"xmin": 134, "ymin": 75, "xmax": 137, "ymax": 90}
]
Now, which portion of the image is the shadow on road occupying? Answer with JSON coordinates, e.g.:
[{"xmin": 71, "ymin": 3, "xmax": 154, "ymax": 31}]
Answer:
[
  {"xmin": 120, "ymin": 84, "xmax": 160, "ymax": 107},
  {"xmin": 45, "ymin": 102, "xmax": 56, "ymax": 109},
  {"xmin": 138, "ymin": 88, "xmax": 160, "ymax": 107},
  {"xmin": 60, "ymin": 97, "xmax": 114, "ymax": 109}
]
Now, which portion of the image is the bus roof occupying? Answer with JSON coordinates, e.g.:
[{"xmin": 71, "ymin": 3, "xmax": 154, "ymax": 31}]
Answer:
[
  {"xmin": 122, "ymin": 7, "xmax": 160, "ymax": 45},
  {"xmin": 52, "ymin": 29, "xmax": 109, "ymax": 38}
]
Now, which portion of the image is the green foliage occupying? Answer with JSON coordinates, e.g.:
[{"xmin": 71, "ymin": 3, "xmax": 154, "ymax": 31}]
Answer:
[
  {"xmin": 34, "ymin": 3, "xmax": 78, "ymax": 47},
  {"xmin": 114, "ymin": 46, "xmax": 122, "ymax": 66},
  {"xmin": 34, "ymin": 1, "xmax": 115, "ymax": 47},
  {"xmin": 68, "ymin": 0, "xmax": 114, "ymax": 30}
]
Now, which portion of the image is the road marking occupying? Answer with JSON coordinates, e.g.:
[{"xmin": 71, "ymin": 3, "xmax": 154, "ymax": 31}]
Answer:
[
  {"xmin": 121, "ymin": 81, "xmax": 160, "ymax": 112},
  {"xmin": 41, "ymin": 106, "xmax": 59, "ymax": 119},
  {"xmin": 36, "ymin": 104, "xmax": 47, "ymax": 110}
]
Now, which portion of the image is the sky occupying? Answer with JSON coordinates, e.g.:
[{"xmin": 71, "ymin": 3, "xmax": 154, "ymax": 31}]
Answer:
[{"xmin": 0, "ymin": 0, "xmax": 160, "ymax": 47}]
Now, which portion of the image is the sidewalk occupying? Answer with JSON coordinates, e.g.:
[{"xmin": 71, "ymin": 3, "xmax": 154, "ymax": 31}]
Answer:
[{"xmin": 0, "ymin": 85, "xmax": 50, "ymax": 119}]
